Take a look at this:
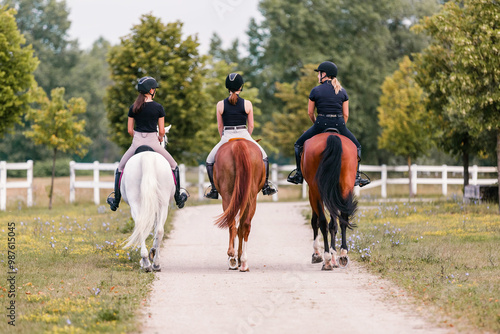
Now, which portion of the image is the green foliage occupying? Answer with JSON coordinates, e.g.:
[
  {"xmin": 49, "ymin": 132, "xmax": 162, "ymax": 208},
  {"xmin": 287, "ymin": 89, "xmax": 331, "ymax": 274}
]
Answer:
[
  {"xmin": 0, "ymin": 5, "xmax": 38, "ymax": 137},
  {"xmin": 263, "ymin": 64, "xmax": 317, "ymax": 156},
  {"xmin": 25, "ymin": 87, "xmax": 91, "ymax": 157},
  {"xmin": 378, "ymin": 56, "xmax": 433, "ymax": 161},
  {"xmin": 106, "ymin": 15, "xmax": 208, "ymax": 163}
]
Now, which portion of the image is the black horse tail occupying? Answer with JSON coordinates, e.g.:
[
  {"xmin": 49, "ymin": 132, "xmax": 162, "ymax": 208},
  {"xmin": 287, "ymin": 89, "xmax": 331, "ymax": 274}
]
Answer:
[{"xmin": 315, "ymin": 135, "xmax": 357, "ymax": 228}]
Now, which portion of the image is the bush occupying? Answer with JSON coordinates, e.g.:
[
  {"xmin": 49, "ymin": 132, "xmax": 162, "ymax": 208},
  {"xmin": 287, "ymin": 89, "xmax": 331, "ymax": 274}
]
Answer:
[{"xmin": 33, "ymin": 158, "xmax": 72, "ymax": 177}]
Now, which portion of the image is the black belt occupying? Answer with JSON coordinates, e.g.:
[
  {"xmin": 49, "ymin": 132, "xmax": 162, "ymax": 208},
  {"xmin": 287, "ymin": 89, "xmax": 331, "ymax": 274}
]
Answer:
[
  {"xmin": 318, "ymin": 114, "xmax": 343, "ymax": 118},
  {"xmin": 224, "ymin": 125, "xmax": 247, "ymax": 130}
]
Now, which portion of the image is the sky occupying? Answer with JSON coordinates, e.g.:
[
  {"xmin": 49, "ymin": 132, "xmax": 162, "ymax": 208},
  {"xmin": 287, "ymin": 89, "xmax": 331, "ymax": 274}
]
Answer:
[{"xmin": 65, "ymin": 0, "xmax": 263, "ymax": 54}]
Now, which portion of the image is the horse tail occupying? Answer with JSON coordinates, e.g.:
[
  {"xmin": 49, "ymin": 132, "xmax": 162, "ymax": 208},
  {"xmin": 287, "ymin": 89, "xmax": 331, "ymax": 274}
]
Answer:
[
  {"xmin": 216, "ymin": 141, "xmax": 253, "ymax": 229},
  {"xmin": 123, "ymin": 153, "xmax": 161, "ymax": 248},
  {"xmin": 316, "ymin": 135, "xmax": 357, "ymax": 228}
]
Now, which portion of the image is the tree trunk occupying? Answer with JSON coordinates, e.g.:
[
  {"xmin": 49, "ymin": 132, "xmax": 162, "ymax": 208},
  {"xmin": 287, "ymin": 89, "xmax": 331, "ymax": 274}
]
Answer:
[
  {"xmin": 497, "ymin": 130, "xmax": 500, "ymax": 214},
  {"xmin": 463, "ymin": 150, "xmax": 469, "ymax": 187},
  {"xmin": 49, "ymin": 148, "xmax": 57, "ymax": 210},
  {"xmin": 408, "ymin": 156, "xmax": 413, "ymax": 198}
]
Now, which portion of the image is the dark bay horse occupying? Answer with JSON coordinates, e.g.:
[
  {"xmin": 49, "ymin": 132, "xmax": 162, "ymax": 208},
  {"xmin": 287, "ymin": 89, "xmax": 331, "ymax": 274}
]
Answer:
[
  {"xmin": 213, "ymin": 139, "xmax": 265, "ymax": 272},
  {"xmin": 302, "ymin": 132, "xmax": 358, "ymax": 270}
]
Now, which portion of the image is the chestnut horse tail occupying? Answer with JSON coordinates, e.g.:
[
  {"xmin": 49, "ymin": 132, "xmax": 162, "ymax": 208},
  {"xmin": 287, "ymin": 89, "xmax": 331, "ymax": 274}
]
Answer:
[
  {"xmin": 215, "ymin": 141, "xmax": 253, "ymax": 229},
  {"xmin": 316, "ymin": 135, "xmax": 357, "ymax": 227}
]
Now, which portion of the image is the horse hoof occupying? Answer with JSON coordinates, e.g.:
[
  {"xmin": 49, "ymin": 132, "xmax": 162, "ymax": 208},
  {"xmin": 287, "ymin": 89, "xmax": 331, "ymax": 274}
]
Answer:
[
  {"xmin": 152, "ymin": 264, "xmax": 161, "ymax": 272},
  {"xmin": 228, "ymin": 257, "xmax": 238, "ymax": 270},
  {"xmin": 149, "ymin": 248, "xmax": 156, "ymax": 262},
  {"xmin": 338, "ymin": 256, "xmax": 349, "ymax": 268},
  {"xmin": 311, "ymin": 253, "xmax": 323, "ymax": 264},
  {"xmin": 321, "ymin": 263, "xmax": 334, "ymax": 271}
]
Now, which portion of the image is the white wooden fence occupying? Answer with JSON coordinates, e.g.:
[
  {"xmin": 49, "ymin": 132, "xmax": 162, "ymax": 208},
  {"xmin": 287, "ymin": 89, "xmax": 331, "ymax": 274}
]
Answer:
[
  {"xmin": 0, "ymin": 160, "xmax": 33, "ymax": 211},
  {"xmin": 196, "ymin": 164, "xmax": 498, "ymax": 201}
]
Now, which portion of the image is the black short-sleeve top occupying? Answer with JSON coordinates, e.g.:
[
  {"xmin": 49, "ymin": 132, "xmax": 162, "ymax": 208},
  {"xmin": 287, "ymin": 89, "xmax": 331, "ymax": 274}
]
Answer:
[
  {"xmin": 309, "ymin": 81, "xmax": 349, "ymax": 116},
  {"xmin": 128, "ymin": 101, "xmax": 166, "ymax": 132}
]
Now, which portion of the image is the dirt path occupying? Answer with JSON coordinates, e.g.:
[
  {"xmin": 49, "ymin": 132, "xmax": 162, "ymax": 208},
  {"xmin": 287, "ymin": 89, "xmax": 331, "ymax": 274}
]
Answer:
[{"xmin": 139, "ymin": 202, "xmax": 452, "ymax": 334}]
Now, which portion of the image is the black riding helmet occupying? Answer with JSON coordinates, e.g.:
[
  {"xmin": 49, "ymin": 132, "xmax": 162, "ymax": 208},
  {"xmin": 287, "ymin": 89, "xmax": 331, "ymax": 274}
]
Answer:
[
  {"xmin": 314, "ymin": 61, "xmax": 338, "ymax": 78},
  {"xmin": 225, "ymin": 73, "xmax": 244, "ymax": 92},
  {"xmin": 136, "ymin": 76, "xmax": 159, "ymax": 94}
]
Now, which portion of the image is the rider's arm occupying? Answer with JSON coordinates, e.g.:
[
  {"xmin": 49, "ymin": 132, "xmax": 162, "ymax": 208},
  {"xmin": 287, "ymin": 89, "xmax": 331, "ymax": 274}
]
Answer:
[
  {"xmin": 308, "ymin": 99, "xmax": 316, "ymax": 123},
  {"xmin": 158, "ymin": 117, "xmax": 165, "ymax": 142},
  {"xmin": 342, "ymin": 100, "xmax": 349, "ymax": 122},
  {"xmin": 216, "ymin": 101, "xmax": 224, "ymax": 137},
  {"xmin": 127, "ymin": 117, "xmax": 135, "ymax": 137},
  {"xmin": 245, "ymin": 100, "xmax": 254, "ymax": 135}
]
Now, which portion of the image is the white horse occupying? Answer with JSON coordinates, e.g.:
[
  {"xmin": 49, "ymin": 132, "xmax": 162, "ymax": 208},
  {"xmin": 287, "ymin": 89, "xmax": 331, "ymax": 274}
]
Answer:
[{"xmin": 121, "ymin": 151, "xmax": 175, "ymax": 272}]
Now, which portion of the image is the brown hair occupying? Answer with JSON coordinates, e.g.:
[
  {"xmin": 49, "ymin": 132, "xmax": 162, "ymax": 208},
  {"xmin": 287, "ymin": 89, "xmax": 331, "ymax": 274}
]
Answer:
[
  {"xmin": 132, "ymin": 93, "xmax": 147, "ymax": 113},
  {"xmin": 228, "ymin": 92, "xmax": 239, "ymax": 105}
]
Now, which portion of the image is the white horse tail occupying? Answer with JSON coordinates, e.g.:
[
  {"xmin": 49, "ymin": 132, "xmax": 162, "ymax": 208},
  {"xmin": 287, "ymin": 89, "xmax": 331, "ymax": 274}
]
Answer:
[{"xmin": 123, "ymin": 153, "xmax": 161, "ymax": 249}]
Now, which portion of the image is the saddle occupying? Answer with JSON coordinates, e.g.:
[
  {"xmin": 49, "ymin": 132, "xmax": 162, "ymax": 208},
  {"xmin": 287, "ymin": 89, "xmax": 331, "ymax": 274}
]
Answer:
[
  {"xmin": 322, "ymin": 128, "xmax": 339, "ymax": 134},
  {"xmin": 134, "ymin": 145, "xmax": 155, "ymax": 155}
]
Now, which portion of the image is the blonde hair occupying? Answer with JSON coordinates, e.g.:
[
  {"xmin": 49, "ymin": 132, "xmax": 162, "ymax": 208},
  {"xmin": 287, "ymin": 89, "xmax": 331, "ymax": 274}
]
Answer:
[{"xmin": 331, "ymin": 77, "xmax": 342, "ymax": 94}]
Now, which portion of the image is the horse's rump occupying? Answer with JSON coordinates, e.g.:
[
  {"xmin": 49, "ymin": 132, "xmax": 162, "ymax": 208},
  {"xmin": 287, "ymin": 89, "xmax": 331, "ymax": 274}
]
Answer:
[{"xmin": 214, "ymin": 140, "xmax": 264, "ymax": 229}]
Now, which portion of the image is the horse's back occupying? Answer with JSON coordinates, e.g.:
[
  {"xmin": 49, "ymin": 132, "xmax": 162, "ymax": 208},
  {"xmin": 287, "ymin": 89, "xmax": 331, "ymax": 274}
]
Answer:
[{"xmin": 303, "ymin": 133, "xmax": 357, "ymax": 173}]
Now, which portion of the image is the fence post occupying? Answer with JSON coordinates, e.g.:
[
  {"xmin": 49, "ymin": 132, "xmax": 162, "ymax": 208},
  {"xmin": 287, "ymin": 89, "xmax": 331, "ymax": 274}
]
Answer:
[
  {"xmin": 271, "ymin": 163, "xmax": 278, "ymax": 202},
  {"xmin": 93, "ymin": 161, "xmax": 99, "ymax": 205},
  {"xmin": 471, "ymin": 165, "xmax": 478, "ymax": 185},
  {"xmin": 198, "ymin": 165, "xmax": 206, "ymax": 199},
  {"xmin": 27, "ymin": 160, "xmax": 33, "ymax": 207},
  {"xmin": 70, "ymin": 161, "xmax": 75, "ymax": 203},
  {"xmin": 302, "ymin": 181, "xmax": 308, "ymax": 199},
  {"xmin": 381, "ymin": 164, "xmax": 387, "ymax": 198},
  {"xmin": 442, "ymin": 164, "xmax": 447, "ymax": 196},
  {"xmin": 411, "ymin": 164, "xmax": 417, "ymax": 195},
  {"xmin": 0, "ymin": 161, "xmax": 6, "ymax": 211},
  {"xmin": 179, "ymin": 164, "xmax": 186, "ymax": 189}
]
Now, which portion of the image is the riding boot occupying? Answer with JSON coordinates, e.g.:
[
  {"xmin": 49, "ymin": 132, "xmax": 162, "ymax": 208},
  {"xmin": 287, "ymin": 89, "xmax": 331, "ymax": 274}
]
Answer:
[
  {"xmin": 205, "ymin": 163, "xmax": 219, "ymax": 199},
  {"xmin": 106, "ymin": 169, "xmax": 122, "ymax": 211},
  {"xmin": 355, "ymin": 148, "xmax": 370, "ymax": 187},
  {"xmin": 173, "ymin": 166, "xmax": 188, "ymax": 209},
  {"xmin": 287, "ymin": 145, "xmax": 304, "ymax": 184},
  {"xmin": 262, "ymin": 158, "xmax": 278, "ymax": 195}
]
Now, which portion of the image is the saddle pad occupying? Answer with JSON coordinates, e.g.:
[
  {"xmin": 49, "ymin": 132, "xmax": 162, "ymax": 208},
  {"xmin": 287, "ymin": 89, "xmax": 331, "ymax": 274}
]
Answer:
[{"xmin": 228, "ymin": 138, "xmax": 246, "ymax": 142}]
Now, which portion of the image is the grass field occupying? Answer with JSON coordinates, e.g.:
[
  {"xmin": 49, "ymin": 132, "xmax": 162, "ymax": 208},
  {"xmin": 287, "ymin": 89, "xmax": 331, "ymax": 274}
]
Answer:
[{"xmin": 1, "ymin": 176, "xmax": 499, "ymax": 332}]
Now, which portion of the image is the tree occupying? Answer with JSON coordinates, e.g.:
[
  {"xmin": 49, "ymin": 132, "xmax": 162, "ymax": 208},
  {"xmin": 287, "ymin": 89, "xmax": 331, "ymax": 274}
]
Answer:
[
  {"xmin": 242, "ymin": 0, "xmax": 442, "ymax": 163},
  {"xmin": 24, "ymin": 87, "xmax": 91, "ymax": 209},
  {"xmin": 0, "ymin": 5, "xmax": 38, "ymax": 137},
  {"xmin": 378, "ymin": 56, "xmax": 433, "ymax": 197},
  {"xmin": 414, "ymin": 0, "xmax": 500, "ymax": 209},
  {"xmin": 106, "ymin": 15, "xmax": 208, "ymax": 163}
]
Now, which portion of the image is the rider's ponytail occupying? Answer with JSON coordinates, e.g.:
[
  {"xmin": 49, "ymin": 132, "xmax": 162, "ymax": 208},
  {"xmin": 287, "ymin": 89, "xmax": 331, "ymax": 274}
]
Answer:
[
  {"xmin": 228, "ymin": 91, "xmax": 239, "ymax": 105},
  {"xmin": 132, "ymin": 93, "xmax": 147, "ymax": 113},
  {"xmin": 330, "ymin": 78, "xmax": 342, "ymax": 95}
]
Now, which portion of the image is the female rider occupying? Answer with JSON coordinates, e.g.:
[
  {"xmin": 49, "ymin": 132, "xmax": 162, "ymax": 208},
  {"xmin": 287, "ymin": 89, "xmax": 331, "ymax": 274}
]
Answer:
[
  {"xmin": 287, "ymin": 61, "xmax": 370, "ymax": 187},
  {"xmin": 205, "ymin": 73, "xmax": 277, "ymax": 199},
  {"xmin": 107, "ymin": 76, "xmax": 188, "ymax": 210}
]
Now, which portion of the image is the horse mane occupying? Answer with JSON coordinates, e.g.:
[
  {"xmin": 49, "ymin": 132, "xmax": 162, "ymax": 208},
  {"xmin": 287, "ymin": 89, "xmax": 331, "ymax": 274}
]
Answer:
[
  {"xmin": 215, "ymin": 141, "xmax": 253, "ymax": 229},
  {"xmin": 315, "ymin": 135, "xmax": 357, "ymax": 228}
]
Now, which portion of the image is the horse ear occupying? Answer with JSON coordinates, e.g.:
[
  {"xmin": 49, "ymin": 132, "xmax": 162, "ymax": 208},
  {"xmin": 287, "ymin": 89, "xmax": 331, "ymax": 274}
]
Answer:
[{"xmin": 165, "ymin": 125, "xmax": 172, "ymax": 133}]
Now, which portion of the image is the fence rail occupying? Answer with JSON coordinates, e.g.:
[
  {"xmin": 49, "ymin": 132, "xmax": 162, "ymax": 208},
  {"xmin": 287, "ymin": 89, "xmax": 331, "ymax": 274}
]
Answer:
[{"xmin": 0, "ymin": 160, "xmax": 33, "ymax": 211}]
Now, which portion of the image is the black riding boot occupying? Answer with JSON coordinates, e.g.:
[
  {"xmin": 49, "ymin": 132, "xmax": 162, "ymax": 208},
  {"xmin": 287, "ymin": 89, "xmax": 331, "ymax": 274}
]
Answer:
[
  {"xmin": 355, "ymin": 148, "xmax": 370, "ymax": 187},
  {"xmin": 287, "ymin": 145, "xmax": 304, "ymax": 184},
  {"xmin": 205, "ymin": 163, "xmax": 218, "ymax": 199},
  {"xmin": 173, "ymin": 166, "xmax": 188, "ymax": 208},
  {"xmin": 262, "ymin": 158, "xmax": 278, "ymax": 195},
  {"xmin": 106, "ymin": 169, "xmax": 122, "ymax": 211}
]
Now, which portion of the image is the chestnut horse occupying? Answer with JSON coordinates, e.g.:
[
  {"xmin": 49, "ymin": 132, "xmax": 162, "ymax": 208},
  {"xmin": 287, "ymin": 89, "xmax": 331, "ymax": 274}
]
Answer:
[
  {"xmin": 302, "ymin": 132, "xmax": 358, "ymax": 270},
  {"xmin": 213, "ymin": 139, "xmax": 265, "ymax": 272}
]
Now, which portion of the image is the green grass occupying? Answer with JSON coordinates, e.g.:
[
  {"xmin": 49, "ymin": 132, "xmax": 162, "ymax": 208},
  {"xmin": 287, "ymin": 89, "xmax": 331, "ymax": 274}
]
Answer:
[
  {"xmin": 345, "ymin": 200, "xmax": 500, "ymax": 332},
  {"xmin": 0, "ymin": 203, "xmax": 174, "ymax": 333}
]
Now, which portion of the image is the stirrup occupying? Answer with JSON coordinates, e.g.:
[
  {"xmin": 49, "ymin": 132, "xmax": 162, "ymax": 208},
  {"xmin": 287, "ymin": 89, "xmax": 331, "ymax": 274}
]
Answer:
[
  {"xmin": 204, "ymin": 186, "xmax": 219, "ymax": 199},
  {"xmin": 106, "ymin": 192, "xmax": 118, "ymax": 211},
  {"xmin": 175, "ymin": 188, "xmax": 190, "ymax": 209},
  {"xmin": 262, "ymin": 181, "xmax": 278, "ymax": 196},
  {"xmin": 287, "ymin": 170, "xmax": 303, "ymax": 184},
  {"xmin": 355, "ymin": 171, "xmax": 371, "ymax": 187}
]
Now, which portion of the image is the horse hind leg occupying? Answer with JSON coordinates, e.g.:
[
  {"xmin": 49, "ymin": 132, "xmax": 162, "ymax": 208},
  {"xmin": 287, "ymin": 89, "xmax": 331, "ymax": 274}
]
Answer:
[
  {"xmin": 227, "ymin": 223, "xmax": 238, "ymax": 270},
  {"xmin": 338, "ymin": 212, "xmax": 350, "ymax": 268},
  {"xmin": 140, "ymin": 239, "xmax": 152, "ymax": 272},
  {"xmin": 150, "ymin": 220, "xmax": 165, "ymax": 272},
  {"xmin": 238, "ymin": 220, "xmax": 251, "ymax": 272},
  {"xmin": 318, "ymin": 212, "xmax": 334, "ymax": 271},
  {"xmin": 329, "ymin": 214, "xmax": 339, "ymax": 268},
  {"xmin": 311, "ymin": 212, "xmax": 323, "ymax": 264}
]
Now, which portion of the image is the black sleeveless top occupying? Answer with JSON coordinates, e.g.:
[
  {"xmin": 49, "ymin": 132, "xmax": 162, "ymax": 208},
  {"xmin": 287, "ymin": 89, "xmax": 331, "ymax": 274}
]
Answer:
[{"xmin": 221, "ymin": 97, "xmax": 247, "ymax": 126}]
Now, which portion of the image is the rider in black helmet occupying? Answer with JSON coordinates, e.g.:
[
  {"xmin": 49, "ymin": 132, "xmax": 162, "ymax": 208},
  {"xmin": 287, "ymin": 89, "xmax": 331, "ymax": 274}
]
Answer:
[
  {"xmin": 287, "ymin": 61, "xmax": 370, "ymax": 187},
  {"xmin": 106, "ymin": 76, "xmax": 188, "ymax": 211},
  {"xmin": 204, "ymin": 73, "xmax": 277, "ymax": 199}
]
